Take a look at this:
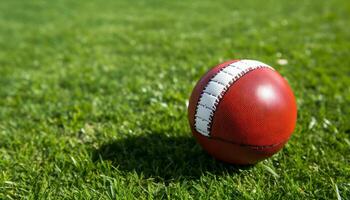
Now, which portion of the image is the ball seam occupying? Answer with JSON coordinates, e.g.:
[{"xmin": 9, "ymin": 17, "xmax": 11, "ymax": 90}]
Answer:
[{"xmin": 209, "ymin": 136, "xmax": 290, "ymax": 150}]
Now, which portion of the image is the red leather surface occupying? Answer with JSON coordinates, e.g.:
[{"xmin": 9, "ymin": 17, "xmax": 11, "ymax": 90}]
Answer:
[
  {"xmin": 188, "ymin": 61, "xmax": 297, "ymax": 165},
  {"xmin": 211, "ymin": 67, "xmax": 297, "ymax": 146}
]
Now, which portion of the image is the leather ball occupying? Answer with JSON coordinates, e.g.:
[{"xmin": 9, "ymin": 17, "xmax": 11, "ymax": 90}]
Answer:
[{"xmin": 188, "ymin": 59, "xmax": 297, "ymax": 165}]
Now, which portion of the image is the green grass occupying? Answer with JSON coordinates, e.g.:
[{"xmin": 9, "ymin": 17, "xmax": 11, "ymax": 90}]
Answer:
[{"xmin": 0, "ymin": 0, "xmax": 349, "ymax": 199}]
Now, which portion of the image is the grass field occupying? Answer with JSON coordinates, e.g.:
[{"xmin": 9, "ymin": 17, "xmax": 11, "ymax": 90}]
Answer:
[{"xmin": 0, "ymin": 0, "xmax": 350, "ymax": 199}]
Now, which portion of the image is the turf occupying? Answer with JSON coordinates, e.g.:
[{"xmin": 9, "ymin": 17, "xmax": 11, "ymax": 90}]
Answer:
[{"xmin": 0, "ymin": 0, "xmax": 349, "ymax": 199}]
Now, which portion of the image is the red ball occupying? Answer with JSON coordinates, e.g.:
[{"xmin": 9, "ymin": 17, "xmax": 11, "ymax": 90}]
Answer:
[{"xmin": 188, "ymin": 59, "xmax": 297, "ymax": 165}]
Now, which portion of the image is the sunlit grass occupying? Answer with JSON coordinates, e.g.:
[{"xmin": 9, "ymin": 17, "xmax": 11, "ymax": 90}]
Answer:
[{"xmin": 0, "ymin": 0, "xmax": 349, "ymax": 199}]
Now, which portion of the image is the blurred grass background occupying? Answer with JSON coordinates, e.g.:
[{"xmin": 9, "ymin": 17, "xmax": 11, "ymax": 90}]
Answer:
[{"xmin": 0, "ymin": 0, "xmax": 349, "ymax": 199}]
